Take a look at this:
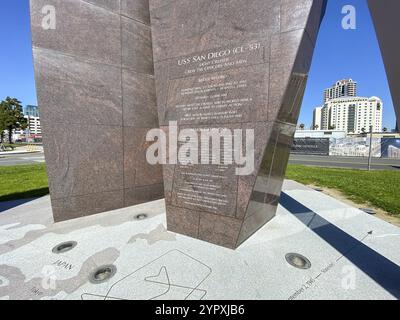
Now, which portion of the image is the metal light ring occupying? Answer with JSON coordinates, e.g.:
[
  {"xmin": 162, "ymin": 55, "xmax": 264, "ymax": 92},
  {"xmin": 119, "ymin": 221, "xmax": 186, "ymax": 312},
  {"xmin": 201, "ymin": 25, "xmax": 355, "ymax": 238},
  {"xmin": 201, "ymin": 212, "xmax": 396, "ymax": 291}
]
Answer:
[
  {"xmin": 52, "ymin": 241, "xmax": 78, "ymax": 254},
  {"xmin": 89, "ymin": 265, "xmax": 117, "ymax": 284},
  {"xmin": 285, "ymin": 253, "xmax": 312, "ymax": 270},
  {"xmin": 134, "ymin": 213, "xmax": 149, "ymax": 221}
]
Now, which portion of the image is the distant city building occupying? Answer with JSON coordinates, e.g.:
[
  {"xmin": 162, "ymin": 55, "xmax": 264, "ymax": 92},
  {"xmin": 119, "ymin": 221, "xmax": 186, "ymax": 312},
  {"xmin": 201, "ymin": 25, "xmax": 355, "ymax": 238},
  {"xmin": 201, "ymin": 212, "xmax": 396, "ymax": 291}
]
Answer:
[
  {"xmin": 319, "ymin": 96, "xmax": 382, "ymax": 134},
  {"xmin": 13, "ymin": 105, "xmax": 42, "ymax": 141},
  {"xmin": 312, "ymin": 106, "xmax": 323, "ymax": 130},
  {"xmin": 323, "ymin": 79, "xmax": 357, "ymax": 103},
  {"xmin": 26, "ymin": 116, "xmax": 42, "ymax": 135},
  {"xmin": 313, "ymin": 79, "xmax": 383, "ymax": 134},
  {"xmin": 25, "ymin": 105, "xmax": 41, "ymax": 136},
  {"xmin": 24, "ymin": 105, "xmax": 40, "ymax": 118}
]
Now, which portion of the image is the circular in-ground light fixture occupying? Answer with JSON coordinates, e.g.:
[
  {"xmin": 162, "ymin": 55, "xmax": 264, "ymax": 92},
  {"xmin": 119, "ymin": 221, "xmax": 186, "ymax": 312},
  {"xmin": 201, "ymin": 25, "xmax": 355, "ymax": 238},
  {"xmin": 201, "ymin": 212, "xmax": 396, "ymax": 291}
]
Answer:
[
  {"xmin": 89, "ymin": 265, "xmax": 117, "ymax": 284},
  {"xmin": 52, "ymin": 241, "xmax": 78, "ymax": 254},
  {"xmin": 134, "ymin": 213, "xmax": 149, "ymax": 221},
  {"xmin": 285, "ymin": 253, "xmax": 312, "ymax": 270},
  {"xmin": 359, "ymin": 208, "xmax": 376, "ymax": 215}
]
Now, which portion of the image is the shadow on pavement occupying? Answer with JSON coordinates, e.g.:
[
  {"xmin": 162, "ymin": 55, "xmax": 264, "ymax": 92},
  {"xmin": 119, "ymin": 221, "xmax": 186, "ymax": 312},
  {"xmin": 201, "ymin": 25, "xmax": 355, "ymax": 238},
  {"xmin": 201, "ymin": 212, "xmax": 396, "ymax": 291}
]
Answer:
[
  {"xmin": 280, "ymin": 192, "xmax": 400, "ymax": 299},
  {"xmin": 0, "ymin": 193, "xmax": 47, "ymax": 213}
]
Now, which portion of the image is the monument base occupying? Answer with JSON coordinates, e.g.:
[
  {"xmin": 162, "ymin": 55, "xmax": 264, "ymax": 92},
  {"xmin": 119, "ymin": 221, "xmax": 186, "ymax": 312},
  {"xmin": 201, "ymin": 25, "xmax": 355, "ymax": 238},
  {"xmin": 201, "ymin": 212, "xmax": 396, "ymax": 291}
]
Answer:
[{"xmin": 0, "ymin": 180, "xmax": 399, "ymax": 300}]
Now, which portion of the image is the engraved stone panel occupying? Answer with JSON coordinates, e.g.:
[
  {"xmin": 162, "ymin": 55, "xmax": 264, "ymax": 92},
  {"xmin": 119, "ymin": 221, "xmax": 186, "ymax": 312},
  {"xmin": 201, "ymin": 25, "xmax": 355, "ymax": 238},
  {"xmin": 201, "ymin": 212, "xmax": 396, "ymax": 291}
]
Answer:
[
  {"xmin": 30, "ymin": 0, "xmax": 163, "ymax": 221},
  {"xmin": 150, "ymin": 0, "xmax": 327, "ymax": 248}
]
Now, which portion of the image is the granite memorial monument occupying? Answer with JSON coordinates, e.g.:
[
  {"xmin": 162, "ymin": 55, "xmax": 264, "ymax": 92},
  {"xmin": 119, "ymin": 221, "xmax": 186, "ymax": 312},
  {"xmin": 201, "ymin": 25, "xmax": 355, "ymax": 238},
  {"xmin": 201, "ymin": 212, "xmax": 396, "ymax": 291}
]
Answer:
[
  {"xmin": 30, "ymin": 0, "xmax": 163, "ymax": 221},
  {"xmin": 150, "ymin": 0, "xmax": 328, "ymax": 248},
  {"xmin": 30, "ymin": 0, "xmax": 398, "ymax": 250}
]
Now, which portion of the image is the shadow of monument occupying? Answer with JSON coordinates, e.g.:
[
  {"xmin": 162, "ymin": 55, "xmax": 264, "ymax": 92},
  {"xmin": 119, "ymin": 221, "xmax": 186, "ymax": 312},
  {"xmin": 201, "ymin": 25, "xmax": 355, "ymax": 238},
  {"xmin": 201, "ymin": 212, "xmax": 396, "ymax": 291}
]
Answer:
[
  {"xmin": 280, "ymin": 192, "xmax": 400, "ymax": 299},
  {"xmin": 0, "ymin": 197, "xmax": 43, "ymax": 213}
]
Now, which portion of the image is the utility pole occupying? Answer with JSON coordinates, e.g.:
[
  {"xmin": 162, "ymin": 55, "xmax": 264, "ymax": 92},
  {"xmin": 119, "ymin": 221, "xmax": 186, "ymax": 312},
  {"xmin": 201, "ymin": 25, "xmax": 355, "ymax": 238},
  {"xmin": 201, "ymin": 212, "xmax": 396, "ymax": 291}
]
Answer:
[{"xmin": 367, "ymin": 125, "xmax": 373, "ymax": 171}]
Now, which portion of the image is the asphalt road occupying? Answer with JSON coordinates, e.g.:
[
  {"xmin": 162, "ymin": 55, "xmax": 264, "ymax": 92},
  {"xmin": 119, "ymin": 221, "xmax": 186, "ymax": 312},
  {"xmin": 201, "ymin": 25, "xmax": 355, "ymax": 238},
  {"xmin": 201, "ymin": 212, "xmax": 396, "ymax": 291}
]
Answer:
[
  {"xmin": 289, "ymin": 154, "xmax": 400, "ymax": 170},
  {"xmin": 0, "ymin": 152, "xmax": 45, "ymax": 166},
  {"xmin": 1, "ymin": 152, "xmax": 399, "ymax": 170}
]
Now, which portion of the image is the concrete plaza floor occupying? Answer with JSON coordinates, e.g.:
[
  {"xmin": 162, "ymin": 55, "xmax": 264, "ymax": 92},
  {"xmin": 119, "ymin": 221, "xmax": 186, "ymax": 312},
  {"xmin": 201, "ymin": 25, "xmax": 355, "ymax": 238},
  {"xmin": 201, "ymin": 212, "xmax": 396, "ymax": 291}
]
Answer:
[{"xmin": 0, "ymin": 180, "xmax": 399, "ymax": 300}]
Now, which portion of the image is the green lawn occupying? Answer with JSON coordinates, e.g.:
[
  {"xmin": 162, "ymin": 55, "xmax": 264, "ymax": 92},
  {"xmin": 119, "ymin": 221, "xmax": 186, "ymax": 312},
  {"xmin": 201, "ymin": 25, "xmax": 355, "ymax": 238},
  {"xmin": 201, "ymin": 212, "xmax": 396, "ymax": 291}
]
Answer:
[
  {"xmin": 286, "ymin": 165, "xmax": 400, "ymax": 216},
  {"xmin": 0, "ymin": 164, "xmax": 399, "ymax": 217},
  {"xmin": 0, "ymin": 164, "xmax": 49, "ymax": 202}
]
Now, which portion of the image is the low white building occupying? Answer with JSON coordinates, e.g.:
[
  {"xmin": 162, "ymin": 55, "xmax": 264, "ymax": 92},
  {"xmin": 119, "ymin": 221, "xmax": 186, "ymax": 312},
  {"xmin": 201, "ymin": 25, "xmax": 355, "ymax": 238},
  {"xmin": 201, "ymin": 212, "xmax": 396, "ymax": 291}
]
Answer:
[
  {"xmin": 27, "ymin": 116, "xmax": 41, "ymax": 135},
  {"xmin": 316, "ymin": 96, "xmax": 383, "ymax": 134},
  {"xmin": 294, "ymin": 130, "xmax": 347, "ymax": 139}
]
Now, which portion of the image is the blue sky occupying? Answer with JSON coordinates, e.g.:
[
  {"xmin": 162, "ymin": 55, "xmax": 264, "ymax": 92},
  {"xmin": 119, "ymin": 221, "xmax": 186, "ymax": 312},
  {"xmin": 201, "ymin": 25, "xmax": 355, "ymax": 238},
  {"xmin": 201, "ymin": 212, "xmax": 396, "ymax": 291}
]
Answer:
[
  {"xmin": 301, "ymin": 0, "xmax": 395, "ymax": 130},
  {"xmin": 0, "ymin": 0, "xmax": 396, "ymax": 130},
  {"xmin": 0, "ymin": 1, "xmax": 36, "ymax": 107}
]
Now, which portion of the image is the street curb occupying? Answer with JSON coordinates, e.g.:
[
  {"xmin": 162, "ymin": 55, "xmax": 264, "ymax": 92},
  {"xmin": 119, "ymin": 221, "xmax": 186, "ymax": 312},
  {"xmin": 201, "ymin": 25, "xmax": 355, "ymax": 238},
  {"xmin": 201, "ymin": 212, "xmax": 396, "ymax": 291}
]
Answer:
[{"xmin": 0, "ymin": 151, "xmax": 43, "ymax": 156}]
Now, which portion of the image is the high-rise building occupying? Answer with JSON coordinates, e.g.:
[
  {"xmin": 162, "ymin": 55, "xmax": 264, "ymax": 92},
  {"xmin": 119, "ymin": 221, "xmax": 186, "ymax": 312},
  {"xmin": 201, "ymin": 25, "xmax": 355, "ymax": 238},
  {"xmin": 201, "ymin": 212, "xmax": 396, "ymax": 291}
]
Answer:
[
  {"xmin": 13, "ymin": 105, "xmax": 42, "ymax": 140},
  {"xmin": 323, "ymin": 79, "xmax": 357, "ymax": 102},
  {"xmin": 24, "ymin": 105, "xmax": 41, "ymax": 136},
  {"xmin": 314, "ymin": 79, "xmax": 383, "ymax": 134},
  {"xmin": 24, "ymin": 105, "xmax": 40, "ymax": 118},
  {"xmin": 320, "ymin": 96, "xmax": 383, "ymax": 134}
]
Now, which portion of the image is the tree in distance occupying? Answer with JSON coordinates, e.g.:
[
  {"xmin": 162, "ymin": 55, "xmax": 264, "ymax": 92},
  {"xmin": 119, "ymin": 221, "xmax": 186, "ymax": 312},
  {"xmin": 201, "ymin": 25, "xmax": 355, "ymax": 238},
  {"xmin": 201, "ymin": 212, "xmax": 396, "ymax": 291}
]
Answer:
[{"xmin": 0, "ymin": 97, "xmax": 28, "ymax": 146}]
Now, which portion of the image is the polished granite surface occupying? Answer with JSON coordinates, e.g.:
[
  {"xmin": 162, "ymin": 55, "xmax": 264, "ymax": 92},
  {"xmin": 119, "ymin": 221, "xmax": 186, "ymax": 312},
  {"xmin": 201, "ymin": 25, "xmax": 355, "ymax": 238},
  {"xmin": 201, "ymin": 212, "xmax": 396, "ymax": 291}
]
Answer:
[
  {"xmin": 30, "ymin": 0, "xmax": 163, "ymax": 222},
  {"xmin": 368, "ymin": 0, "xmax": 400, "ymax": 128},
  {"xmin": 150, "ymin": 0, "xmax": 328, "ymax": 247}
]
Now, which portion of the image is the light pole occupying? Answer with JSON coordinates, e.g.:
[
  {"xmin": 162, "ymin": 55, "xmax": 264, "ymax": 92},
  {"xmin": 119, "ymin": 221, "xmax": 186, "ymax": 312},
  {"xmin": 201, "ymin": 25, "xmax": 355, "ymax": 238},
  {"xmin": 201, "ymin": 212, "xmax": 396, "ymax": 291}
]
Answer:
[{"xmin": 367, "ymin": 125, "xmax": 373, "ymax": 171}]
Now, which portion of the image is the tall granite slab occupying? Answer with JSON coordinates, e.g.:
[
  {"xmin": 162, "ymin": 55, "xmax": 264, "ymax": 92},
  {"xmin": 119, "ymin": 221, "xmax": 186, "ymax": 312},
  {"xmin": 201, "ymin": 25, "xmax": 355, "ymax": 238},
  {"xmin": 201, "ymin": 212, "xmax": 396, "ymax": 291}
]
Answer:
[
  {"xmin": 368, "ymin": 0, "xmax": 400, "ymax": 129},
  {"xmin": 30, "ymin": 0, "xmax": 163, "ymax": 221},
  {"xmin": 150, "ymin": 0, "xmax": 327, "ymax": 248}
]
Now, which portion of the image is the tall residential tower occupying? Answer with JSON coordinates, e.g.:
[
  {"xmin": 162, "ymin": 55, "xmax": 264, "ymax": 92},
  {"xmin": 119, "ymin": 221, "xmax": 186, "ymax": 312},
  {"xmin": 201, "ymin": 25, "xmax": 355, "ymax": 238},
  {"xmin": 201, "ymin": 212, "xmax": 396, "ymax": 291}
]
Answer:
[
  {"xmin": 314, "ymin": 79, "xmax": 383, "ymax": 133},
  {"xmin": 324, "ymin": 79, "xmax": 357, "ymax": 103}
]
